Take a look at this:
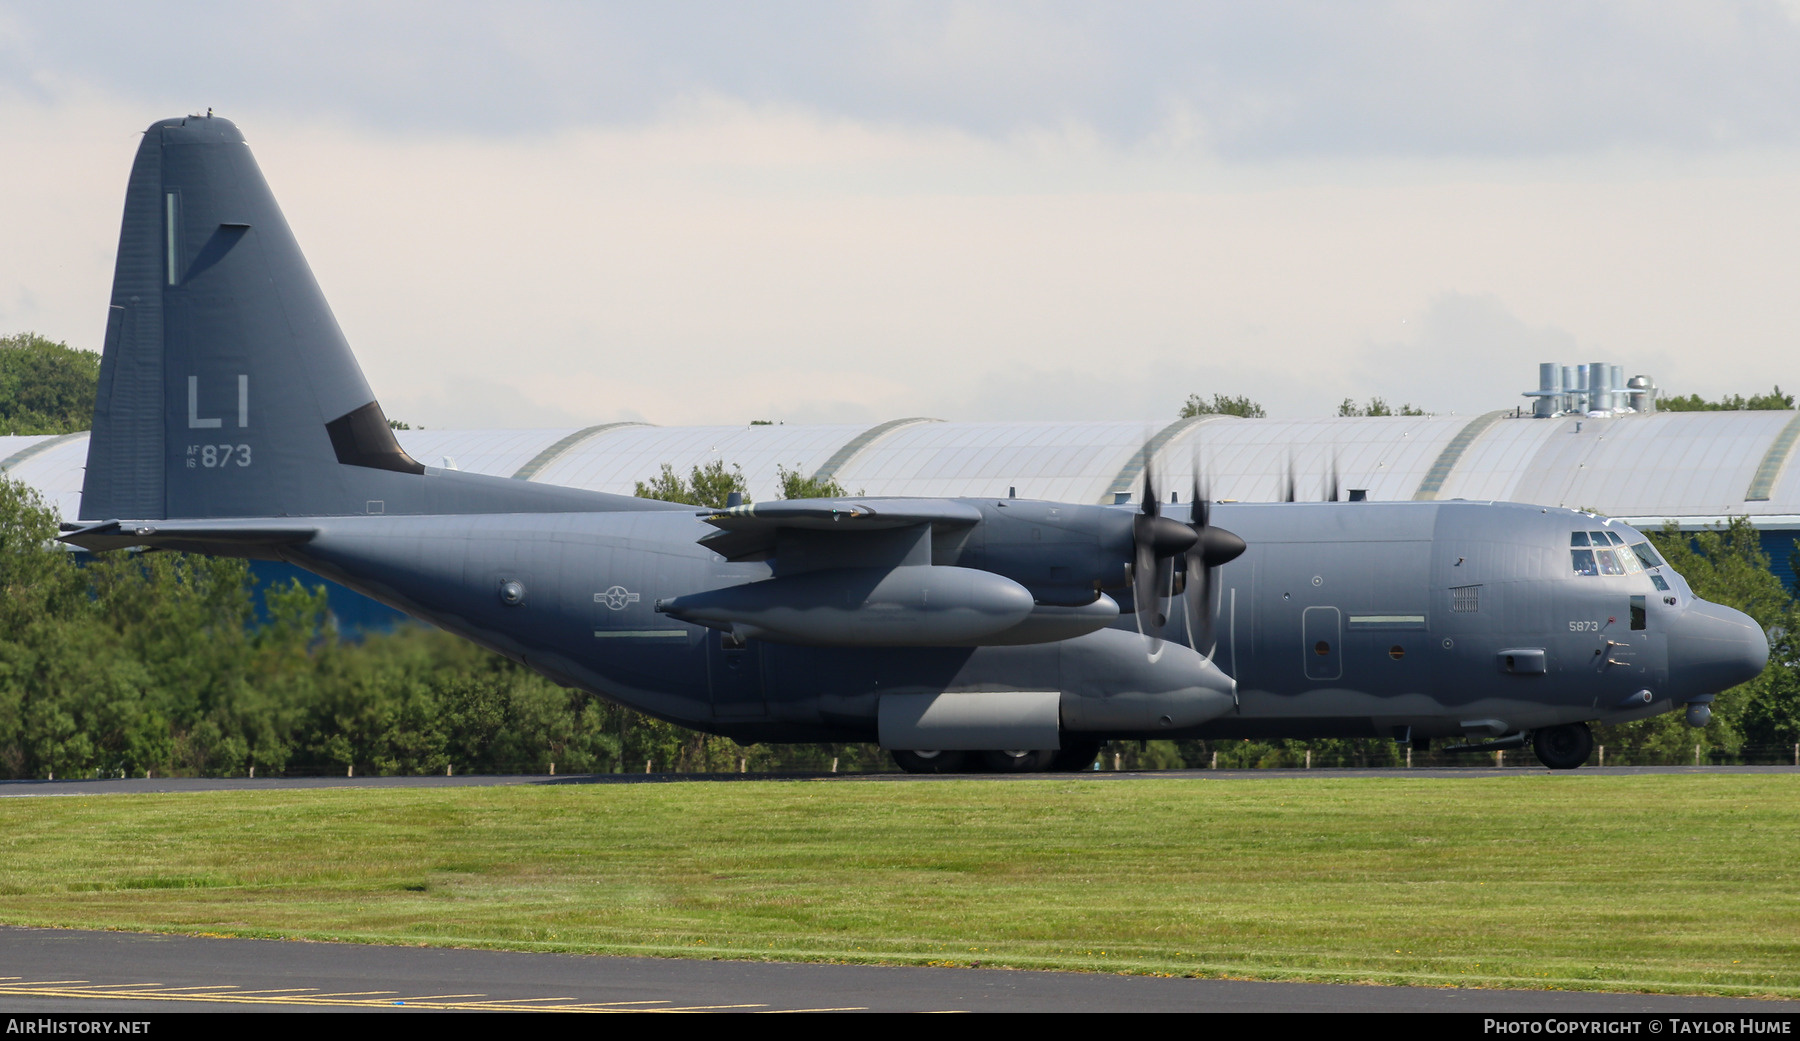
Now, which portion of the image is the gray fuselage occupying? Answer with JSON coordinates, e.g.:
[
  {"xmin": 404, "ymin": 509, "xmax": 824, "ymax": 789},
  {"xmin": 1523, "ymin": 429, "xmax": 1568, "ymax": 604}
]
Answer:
[{"xmin": 274, "ymin": 496, "xmax": 1756, "ymax": 746}]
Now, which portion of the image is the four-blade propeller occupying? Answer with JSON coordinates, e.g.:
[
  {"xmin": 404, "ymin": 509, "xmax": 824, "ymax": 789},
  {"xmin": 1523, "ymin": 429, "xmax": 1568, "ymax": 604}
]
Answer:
[
  {"xmin": 1127, "ymin": 447, "xmax": 1246, "ymax": 651},
  {"xmin": 1182, "ymin": 464, "xmax": 1246, "ymax": 650}
]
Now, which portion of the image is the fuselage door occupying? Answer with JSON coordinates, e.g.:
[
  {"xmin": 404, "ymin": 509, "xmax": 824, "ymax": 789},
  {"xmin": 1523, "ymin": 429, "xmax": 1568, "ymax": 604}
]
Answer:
[{"xmin": 1303, "ymin": 605, "xmax": 1343, "ymax": 681}]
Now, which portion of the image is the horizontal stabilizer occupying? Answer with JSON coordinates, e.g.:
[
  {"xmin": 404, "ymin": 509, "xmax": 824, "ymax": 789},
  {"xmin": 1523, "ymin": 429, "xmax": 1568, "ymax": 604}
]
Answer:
[
  {"xmin": 58, "ymin": 518, "xmax": 318, "ymax": 556},
  {"xmin": 697, "ymin": 498, "xmax": 981, "ymax": 561}
]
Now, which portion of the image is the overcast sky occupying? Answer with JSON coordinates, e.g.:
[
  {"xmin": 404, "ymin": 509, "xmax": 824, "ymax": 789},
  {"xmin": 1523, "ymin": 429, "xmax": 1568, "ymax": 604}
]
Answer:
[{"xmin": 4, "ymin": 2, "xmax": 1800, "ymax": 427}]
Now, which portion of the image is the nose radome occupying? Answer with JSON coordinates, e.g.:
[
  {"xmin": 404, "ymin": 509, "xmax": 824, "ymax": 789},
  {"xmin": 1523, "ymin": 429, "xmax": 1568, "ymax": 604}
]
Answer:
[{"xmin": 1666, "ymin": 600, "xmax": 1769, "ymax": 697}]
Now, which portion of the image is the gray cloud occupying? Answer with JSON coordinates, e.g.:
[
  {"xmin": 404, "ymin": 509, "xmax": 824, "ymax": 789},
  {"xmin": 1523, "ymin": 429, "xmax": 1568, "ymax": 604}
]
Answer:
[
  {"xmin": 1349, "ymin": 293, "xmax": 1582, "ymax": 414},
  {"xmin": 8, "ymin": 2, "xmax": 1800, "ymax": 157}
]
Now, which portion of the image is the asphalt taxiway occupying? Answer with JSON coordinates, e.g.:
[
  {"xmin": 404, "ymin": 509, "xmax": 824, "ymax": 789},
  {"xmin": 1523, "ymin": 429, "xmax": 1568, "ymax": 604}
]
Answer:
[{"xmin": 0, "ymin": 927, "xmax": 1791, "ymax": 1013}]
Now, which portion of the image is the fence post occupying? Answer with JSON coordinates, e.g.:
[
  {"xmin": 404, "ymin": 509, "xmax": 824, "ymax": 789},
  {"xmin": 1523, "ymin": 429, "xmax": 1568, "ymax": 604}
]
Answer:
[
  {"xmin": 1598, "ymin": 745, "xmax": 1604, "ymax": 768},
  {"xmin": 1695, "ymin": 743, "xmax": 1701, "ymax": 767},
  {"xmin": 1305, "ymin": 750, "xmax": 1312, "ymax": 769},
  {"xmin": 1406, "ymin": 747, "xmax": 1412, "ymax": 769}
]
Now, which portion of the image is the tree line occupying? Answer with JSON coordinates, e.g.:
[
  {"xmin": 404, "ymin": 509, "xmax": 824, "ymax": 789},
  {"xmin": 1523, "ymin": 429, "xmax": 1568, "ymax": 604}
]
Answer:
[{"xmin": 0, "ymin": 474, "xmax": 905, "ymax": 778}]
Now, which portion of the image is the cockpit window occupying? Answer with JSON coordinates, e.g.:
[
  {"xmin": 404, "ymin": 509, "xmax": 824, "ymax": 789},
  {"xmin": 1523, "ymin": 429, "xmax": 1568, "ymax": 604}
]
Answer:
[{"xmin": 1571, "ymin": 531, "xmax": 1656, "ymax": 577}]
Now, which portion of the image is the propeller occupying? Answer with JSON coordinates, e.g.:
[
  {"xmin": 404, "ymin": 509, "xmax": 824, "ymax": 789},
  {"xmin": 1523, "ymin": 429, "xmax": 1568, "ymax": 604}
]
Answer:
[
  {"xmin": 1130, "ymin": 451, "xmax": 1197, "ymax": 633},
  {"xmin": 1282, "ymin": 450, "xmax": 1340, "ymax": 503},
  {"xmin": 1182, "ymin": 452, "xmax": 1247, "ymax": 651}
]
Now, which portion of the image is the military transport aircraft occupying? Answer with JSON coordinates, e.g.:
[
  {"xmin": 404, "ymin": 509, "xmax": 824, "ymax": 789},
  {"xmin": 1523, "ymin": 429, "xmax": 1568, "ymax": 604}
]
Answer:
[{"xmin": 60, "ymin": 116, "xmax": 1769, "ymax": 772}]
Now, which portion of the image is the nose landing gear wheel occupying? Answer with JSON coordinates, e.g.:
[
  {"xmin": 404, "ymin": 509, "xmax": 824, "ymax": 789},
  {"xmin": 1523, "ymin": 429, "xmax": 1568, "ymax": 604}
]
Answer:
[
  {"xmin": 891, "ymin": 749, "xmax": 970, "ymax": 774},
  {"xmin": 1532, "ymin": 722, "xmax": 1594, "ymax": 770}
]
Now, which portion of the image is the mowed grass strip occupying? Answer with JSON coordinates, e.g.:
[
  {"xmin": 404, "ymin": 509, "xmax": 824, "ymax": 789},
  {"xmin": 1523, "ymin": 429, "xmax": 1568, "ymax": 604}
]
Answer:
[{"xmin": 0, "ymin": 774, "xmax": 1794, "ymax": 997}]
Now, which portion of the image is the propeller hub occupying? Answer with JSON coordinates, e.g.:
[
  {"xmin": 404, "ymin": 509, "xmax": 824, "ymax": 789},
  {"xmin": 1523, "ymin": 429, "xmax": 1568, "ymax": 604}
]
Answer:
[
  {"xmin": 1139, "ymin": 515, "xmax": 1198, "ymax": 558},
  {"xmin": 1197, "ymin": 526, "xmax": 1246, "ymax": 567}
]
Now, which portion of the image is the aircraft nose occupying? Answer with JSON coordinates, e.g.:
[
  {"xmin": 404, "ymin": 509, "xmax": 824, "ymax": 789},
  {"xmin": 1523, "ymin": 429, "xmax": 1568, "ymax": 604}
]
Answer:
[{"xmin": 1666, "ymin": 600, "xmax": 1768, "ymax": 696}]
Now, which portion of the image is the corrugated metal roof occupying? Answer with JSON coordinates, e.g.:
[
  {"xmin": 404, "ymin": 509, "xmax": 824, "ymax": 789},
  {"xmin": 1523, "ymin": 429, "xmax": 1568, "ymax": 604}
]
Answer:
[
  {"xmin": 1510, "ymin": 411, "xmax": 1794, "ymax": 517},
  {"xmin": 833, "ymin": 421, "xmax": 1153, "ymax": 503},
  {"xmin": 532, "ymin": 423, "xmax": 869, "ymax": 501},
  {"xmin": 1169, "ymin": 415, "xmax": 1473, "ymax": 504},
  {"xmin": 1, "ymin": 432, "xmax": 90, "ymax": 522},
  {"xmin": 9, "ymin": 410, "xmax": 1800, "ymax": 524},
  {"xmin": 395, "ymin": 427, "xmax": 585, "ymax": 479}
]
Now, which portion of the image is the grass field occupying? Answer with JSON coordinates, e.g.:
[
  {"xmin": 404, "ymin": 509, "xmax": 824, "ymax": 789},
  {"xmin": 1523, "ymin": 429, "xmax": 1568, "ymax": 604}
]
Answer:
[{"xmin": 0, "ymin": 774, "xmax": 1795, "ymax": 997}]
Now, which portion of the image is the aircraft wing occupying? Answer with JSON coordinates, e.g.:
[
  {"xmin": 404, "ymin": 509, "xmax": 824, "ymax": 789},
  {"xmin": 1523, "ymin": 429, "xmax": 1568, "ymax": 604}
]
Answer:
[
  {"xmin": 58, "ymin": 518, "xmax": 320, "ymax": 556},
  {"xmin": 695, "ymin": 498, "xmax": 983, "ymax": 561}
]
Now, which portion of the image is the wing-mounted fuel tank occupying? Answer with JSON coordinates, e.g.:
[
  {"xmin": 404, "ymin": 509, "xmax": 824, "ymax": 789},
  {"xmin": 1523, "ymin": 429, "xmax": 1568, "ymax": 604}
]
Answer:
[
  {"xmin": 656, "ymin": 564, "xmax": 1103, "ymax": 646},
  {"xmin": 660, "ymin": 495, "xmax": 1241, "ymax": 647}
]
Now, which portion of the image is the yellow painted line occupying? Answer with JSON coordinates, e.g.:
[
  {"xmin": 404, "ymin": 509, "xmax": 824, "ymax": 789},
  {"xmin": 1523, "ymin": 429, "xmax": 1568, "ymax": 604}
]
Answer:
[
  {"xmin": 0, "ymin": 981, "xmax": 822, "ymax": 1013},
  {"xmin": 103, "ymin": 984, "xmax": 243, "ymax": 991},
  {"xmin": 567, "ymin": 1001, "xmax": 671, "ymax": 1006},
  {"xmin": 0, "ymin": 986, "xmax": 559, "ymax": 1010},
  {"xmin": 762, "ymin": 1007, "xmax": 871, "ymax": 1013}
]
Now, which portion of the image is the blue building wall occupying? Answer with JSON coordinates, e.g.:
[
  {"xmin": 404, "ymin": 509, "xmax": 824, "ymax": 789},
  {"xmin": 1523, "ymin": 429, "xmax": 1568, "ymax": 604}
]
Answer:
[
  {"xmin": 248, "ymin": 561, "xmax": 409, "ymax": 634},
  {"xmin": 1761, "ymin": 531, "xmax": 1800, "ymax": 593}
]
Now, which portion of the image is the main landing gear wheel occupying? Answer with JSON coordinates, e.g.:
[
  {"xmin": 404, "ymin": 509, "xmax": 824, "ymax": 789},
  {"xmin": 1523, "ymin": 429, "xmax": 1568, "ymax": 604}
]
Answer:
[
  {"xmin": 1049, "ymin": 741, "xmax": 1103, "ymax": 772},
  {"xmin": 891, "ymin": 749, "xmax": 970, "ymax": 774},
  {"xmin": 1532, "ymin": 722, "xmax": 1594, "ymax": 770},
  {"xmin": 980, "ymin": 749, "xmax": 1057, "ymax": 773}
]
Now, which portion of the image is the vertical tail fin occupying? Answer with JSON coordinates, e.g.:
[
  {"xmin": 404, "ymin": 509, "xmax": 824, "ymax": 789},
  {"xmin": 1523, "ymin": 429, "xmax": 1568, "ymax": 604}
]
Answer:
[{"xmin": 81, "ymin": 115, "xmax": 420, "ymax": 521}]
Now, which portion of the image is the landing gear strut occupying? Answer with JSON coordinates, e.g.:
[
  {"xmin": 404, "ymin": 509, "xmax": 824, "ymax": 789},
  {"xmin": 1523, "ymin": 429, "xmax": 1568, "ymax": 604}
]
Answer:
[
  {"xmin": 1049, "ymin": 741, "xmax": 1104, "ymax": 772},
  {"xmin": 981, "ymin": 749, "xmax": 1057, "ymax": 772},
  {"xmin": 891, "ymin": 746, "xmax": 1089, "ymax": 774},
  {"xmin": 1532, "ymin": 722, "xmax": 1594, "ymax": 770},
  {"xmin": 890, "ymin": 749, "xmax": 969, "ymax": 774}
]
